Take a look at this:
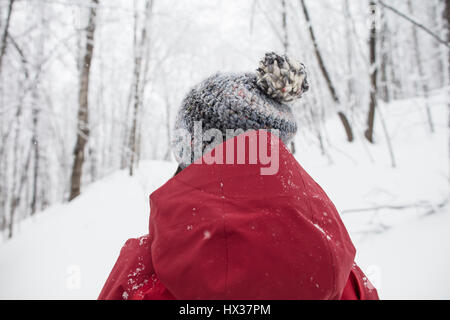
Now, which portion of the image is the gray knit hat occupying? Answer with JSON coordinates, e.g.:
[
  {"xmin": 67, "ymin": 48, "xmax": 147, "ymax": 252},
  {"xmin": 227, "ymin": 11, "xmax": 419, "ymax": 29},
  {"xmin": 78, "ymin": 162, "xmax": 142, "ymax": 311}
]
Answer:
[{"xmin": 172, "ymin": 52, "xmax": 309, "ymax": 168}]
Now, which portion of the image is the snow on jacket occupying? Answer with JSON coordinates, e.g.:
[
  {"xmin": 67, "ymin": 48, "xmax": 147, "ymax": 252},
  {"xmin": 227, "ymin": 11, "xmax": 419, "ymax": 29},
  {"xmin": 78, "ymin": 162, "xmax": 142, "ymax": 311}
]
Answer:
[{"xmin": 98, "ymin": 130, "xmax": 379, "ymax": 300}]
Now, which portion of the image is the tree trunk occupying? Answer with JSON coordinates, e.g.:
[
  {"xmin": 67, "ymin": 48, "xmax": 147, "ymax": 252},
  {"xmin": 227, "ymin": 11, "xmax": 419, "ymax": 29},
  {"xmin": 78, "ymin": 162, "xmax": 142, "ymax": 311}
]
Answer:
[
  {"xmin": 300, "ymin": 0, "xmax": 354, "ymax": 142},
  {"xmin": 379, "ymin": 7, "xmax": 390, "ymax": 103},
  {"xmin": 281, "ymin": 0, "xmax": 289, "ymax": 53},
  {"xmin": 30, "ymin": 91, "xmax": 40, "ymax": 215},
  {"xmin": 129, "ymin": 0, "xmax": 153, "ymax": 176},
  {"xmin": 120, "ymin": 82, "xmax": 134, "ymax": 170},
  {"xmin": 444, "ymin": 0, "xmax": 450, "ymax": 181},
  {"xmin": 431, "ymin": 0, "xmax": 446, "ymax": 87},
  {"xmin": 445, "ymin": 0, "xmax": 450, "ymax": 84},
  {"xmin": 69, "ymin": 0, "xmax": 99, "ymax": 201},
  {"xmin": 30, "ymin": 13, "xmax": 46, "ymax": 214},
  {"xmin": 6, "ymin": 34, "xmax": 30, "ymax": 237},
  {"xmin": 8, "ymin": 146, "xmax": 32, "ymax": 238},
  {"xmin": 365, "ymin": 0, "xmax": 378, "ymax": 143},
  {"xmin": 163, "ymin": 88, "xmax": 172, "ymax": 161},
  {"xmin": 280, "ymin": 0, "xmax": 297, "ymax": 153},
  {"xmin": 128, "ymin": 7, "xmax": 143, "ymax": 177}
]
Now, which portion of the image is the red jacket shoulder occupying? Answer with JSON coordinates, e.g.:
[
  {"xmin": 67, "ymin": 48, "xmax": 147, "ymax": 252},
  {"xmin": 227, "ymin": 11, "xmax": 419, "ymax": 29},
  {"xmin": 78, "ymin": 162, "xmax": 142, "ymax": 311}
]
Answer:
[
  {"xmin": 340, "ymin": 263, "xmax": 379, "ymax": 300},
  {"xmin": 98, "ymin": 236, "xmax": 154, "ymax": 300}
]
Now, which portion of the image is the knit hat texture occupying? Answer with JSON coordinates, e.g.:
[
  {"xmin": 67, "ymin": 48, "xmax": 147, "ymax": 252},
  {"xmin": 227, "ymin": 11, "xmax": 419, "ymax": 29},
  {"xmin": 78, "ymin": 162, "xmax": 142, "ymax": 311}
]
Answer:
[{"xmin": 172, "ymin": 52, "xmax": 309, "ymax": 168}]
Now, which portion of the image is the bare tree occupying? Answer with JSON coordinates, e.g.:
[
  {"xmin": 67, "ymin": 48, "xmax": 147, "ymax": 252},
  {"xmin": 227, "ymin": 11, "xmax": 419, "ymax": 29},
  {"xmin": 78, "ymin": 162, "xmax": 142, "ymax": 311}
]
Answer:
[
  {"xmin": 279, "ymin": 0, "xmax": 299, "ymax": 154},
  {"xmin": 69, "ymin": 0, "xmax": 99, "ymax": 201},
  {"xmin": 6, "ymin": 49, "xmax": 33, "ymax": 237},
  {"xmin": 3, "ymin": 25, "xmax": 36, "ymax": 237},
  {"xmin": 365, "ymin": 0, "xmax": 378, "ymax": 143},
  {"xmin": 300, "ymin": 0, "xmax": 354, "ymax": 142},
  {"xmin": 160, "ymin": 68, "xmax": 173, "ymax": 162},
  {"xmin": 443, "ymin": 0, "xmax": 450, "ymax": 80},
  {"xmin": 444, "ymin": 0, "xmax": 450, "ymax": 181},
  {"xmin": 129, "ymin": 0, "xmax": 154, "ymax": 176},
  {"xmin": 430, "ymin": 0, "xmax": 446, "ymax": 87},
  {"xmin": 30, "ymin": 9, "xmax": 48, "ymax": 215},
  {"xmin": 281, "ymin": 0, "xmax": 289, "ymax": 53},
  {"xmin": 364, "ymin": 1, "xmax": 396, "ymax": 167},
  {"xmin": 379, "ymin": 6, "xmax": 390, "ymax": 103},
  {"xmin": 8, "ymin": 145, "xmax": 32, "ymax": 239}
]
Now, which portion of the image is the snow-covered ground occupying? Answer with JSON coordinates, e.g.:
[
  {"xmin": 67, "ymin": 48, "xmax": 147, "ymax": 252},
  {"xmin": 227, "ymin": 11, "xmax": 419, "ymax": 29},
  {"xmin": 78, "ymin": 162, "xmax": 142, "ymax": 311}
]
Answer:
[{"xmin": 0, "ymin": 91, "xmax": 448, "ymax": 299}]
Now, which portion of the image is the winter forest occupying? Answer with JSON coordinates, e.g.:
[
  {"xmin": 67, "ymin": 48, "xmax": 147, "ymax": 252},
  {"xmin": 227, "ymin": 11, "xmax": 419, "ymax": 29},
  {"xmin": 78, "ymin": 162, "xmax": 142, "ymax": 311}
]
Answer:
[{"xmin": 0, "ymin": 0, "xmax": 449, "ymax": 299}]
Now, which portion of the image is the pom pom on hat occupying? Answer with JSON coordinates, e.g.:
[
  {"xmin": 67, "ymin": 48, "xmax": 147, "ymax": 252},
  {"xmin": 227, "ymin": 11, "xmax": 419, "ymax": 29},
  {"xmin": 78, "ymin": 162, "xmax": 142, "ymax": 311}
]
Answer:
[{"xmin": 256, "ymin": 52, "xmax": 309, "ymax": 103}]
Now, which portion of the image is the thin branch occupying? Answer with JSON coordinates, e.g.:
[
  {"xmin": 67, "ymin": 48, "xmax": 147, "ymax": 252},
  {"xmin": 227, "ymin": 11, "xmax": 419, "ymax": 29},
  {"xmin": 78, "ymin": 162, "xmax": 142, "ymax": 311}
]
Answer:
[
  {"xmin": 342, "ymin": 198, "xmax": 449, "ymax": 215},
  {"xmin": 379, "ymin": 0, "xmax": 449, "ymax": 48},
  {"xmin": 255, "ymin": 1, "xmax": 284, "ymax": 46},
  {"xmin": 342, "ymin": 204, "xmax": 424, "ymax": 214}
]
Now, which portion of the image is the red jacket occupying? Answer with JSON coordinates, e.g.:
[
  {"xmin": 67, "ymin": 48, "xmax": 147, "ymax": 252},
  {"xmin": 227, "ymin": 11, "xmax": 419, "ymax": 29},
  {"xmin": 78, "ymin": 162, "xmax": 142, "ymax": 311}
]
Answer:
[{"xmin": 98, "ymin": 130, "xmax": 379, "ymax": 300}]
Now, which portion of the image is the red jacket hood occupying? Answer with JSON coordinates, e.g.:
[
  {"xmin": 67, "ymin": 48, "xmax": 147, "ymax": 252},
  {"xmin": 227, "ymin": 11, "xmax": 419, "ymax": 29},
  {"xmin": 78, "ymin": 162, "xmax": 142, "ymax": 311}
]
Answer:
[{"xmin": 148, "ymin": 130, "xmax": 356, "ymax": 300}]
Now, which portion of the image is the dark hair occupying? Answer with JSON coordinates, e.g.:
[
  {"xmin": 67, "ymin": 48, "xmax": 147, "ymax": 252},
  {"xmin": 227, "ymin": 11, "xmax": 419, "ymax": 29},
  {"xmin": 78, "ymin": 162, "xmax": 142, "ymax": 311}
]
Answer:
[{"xmin": 173, "ymin": 165, "xmax": 183, "ymax": 177}]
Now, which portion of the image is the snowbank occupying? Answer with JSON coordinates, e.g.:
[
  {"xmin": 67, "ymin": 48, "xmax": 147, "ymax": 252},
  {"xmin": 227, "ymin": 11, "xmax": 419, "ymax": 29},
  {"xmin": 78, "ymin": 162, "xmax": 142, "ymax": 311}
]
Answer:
[{"xmin": 0, "ymin": 161, "xmax": 177, "ymax": 299}]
